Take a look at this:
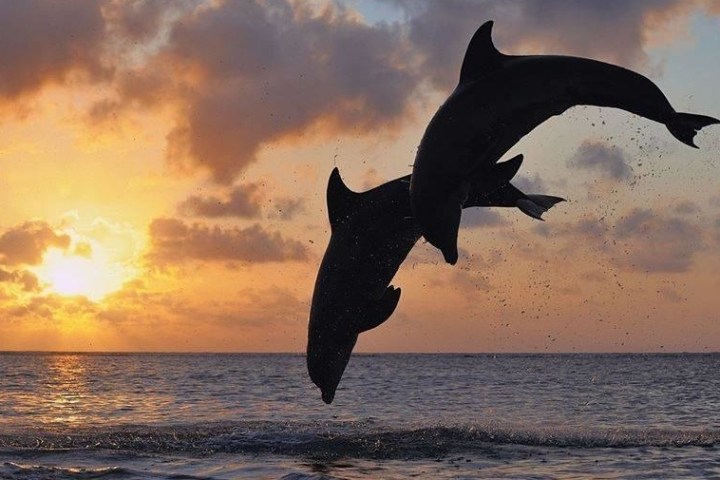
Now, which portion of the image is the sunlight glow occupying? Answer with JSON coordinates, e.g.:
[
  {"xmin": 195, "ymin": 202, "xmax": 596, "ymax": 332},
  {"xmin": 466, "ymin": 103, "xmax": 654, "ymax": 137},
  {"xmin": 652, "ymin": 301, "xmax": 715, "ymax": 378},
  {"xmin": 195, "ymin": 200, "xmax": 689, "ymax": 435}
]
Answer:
[{"xmin": 34, "ymin": 246, "xmax": 136, "ymax": 302}]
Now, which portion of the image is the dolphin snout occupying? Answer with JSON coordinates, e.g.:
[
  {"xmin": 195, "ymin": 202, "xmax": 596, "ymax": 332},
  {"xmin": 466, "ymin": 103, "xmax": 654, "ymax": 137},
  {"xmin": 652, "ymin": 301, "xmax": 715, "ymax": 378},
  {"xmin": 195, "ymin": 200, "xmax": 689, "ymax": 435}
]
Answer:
[{"xmin": 321, "ymin": 388, "xmax": 336, "ymax": 404}]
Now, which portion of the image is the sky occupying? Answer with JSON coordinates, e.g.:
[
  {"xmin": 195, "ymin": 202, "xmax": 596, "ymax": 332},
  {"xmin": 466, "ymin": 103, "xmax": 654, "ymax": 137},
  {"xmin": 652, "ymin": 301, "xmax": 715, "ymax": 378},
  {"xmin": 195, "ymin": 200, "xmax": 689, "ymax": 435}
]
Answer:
[{"xmin": 0, "ymin": 0, "xmax": 719, "ymax": 353}]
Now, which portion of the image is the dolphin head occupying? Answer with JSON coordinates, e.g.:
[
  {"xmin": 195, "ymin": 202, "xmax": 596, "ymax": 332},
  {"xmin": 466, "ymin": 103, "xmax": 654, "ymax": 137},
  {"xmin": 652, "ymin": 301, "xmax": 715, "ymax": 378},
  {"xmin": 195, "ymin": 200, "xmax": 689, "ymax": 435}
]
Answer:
[{"xmin": 307, "ymin": 331, "xmax": 358, "ymax": 404}]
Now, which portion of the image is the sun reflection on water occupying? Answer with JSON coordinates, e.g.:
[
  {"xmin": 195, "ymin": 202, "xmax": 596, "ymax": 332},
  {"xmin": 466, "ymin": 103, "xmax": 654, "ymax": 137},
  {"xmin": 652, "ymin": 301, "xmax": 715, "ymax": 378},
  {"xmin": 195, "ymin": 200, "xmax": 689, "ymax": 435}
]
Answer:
[{"xmin": 46, "ymin": 354, "xmax": 88, "ymax": 425}]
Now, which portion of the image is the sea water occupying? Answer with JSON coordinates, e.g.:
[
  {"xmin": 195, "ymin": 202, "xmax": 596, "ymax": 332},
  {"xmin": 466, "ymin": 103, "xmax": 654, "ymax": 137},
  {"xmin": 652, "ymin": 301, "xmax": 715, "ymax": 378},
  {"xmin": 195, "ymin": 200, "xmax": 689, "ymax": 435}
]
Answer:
[{"xmin": 0, "ymin": 352, "xmax": 719, "ymax": 479}]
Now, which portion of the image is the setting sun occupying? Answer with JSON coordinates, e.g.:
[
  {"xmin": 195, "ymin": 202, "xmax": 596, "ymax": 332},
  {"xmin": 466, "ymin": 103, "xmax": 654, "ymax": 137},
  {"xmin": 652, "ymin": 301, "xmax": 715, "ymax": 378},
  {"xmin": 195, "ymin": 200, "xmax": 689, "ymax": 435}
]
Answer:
[{"xmin": 33, "ymin": 246, "xmax": 136, "ymax": 302}]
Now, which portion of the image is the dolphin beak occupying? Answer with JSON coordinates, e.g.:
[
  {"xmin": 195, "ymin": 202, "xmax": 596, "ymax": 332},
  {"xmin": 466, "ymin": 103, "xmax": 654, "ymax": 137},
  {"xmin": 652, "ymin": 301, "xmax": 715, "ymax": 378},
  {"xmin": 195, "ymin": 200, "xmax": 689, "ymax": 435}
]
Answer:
[{"xmin": 321, "ymin": 388, "xmax": 336, "ymax": 404}]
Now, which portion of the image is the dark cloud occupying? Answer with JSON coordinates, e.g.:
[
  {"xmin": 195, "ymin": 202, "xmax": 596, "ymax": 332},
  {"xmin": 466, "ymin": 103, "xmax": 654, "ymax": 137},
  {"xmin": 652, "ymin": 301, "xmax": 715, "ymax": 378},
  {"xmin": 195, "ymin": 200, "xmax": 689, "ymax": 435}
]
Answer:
[
  {"xmin": 389, "ymin": 0, "xmax": 709, "ymax": 90},
  {"xmin": 104, "ymin": 0, "xmax": 186, "ymax": 42},
  {"xmin": 148, "ymin": 217, "xmax": 308, "ymax": 264},
  {"xmin": 513, "ymin": 173, "xmax": 548, "ymax": 193},
  {"xmin": 178, "ymin": 183, "xmax": 263, "ymax": 218},
  {"xmin": 543, "ymin": 209, "xmax": 705, "ymax": 273},
  {"xmin": 161, "ymin": 0, "xmax": 418, "ymax": 182},
  {"xmin": 461, "ymin": 208, "xmax": 507, "ymax": 228},
  {"xmin": 614, "ymin": 209, "xmax": 657, "ymax": 239},
  {"xmin": 673, "ymin": 201, "xmax": 700, "ymax": 215},
  {"xmin": 5, "ymin": 0, "xmax": 714, "ymax": 184},
  {"xmin": 533, "ymin": 214, "xmax": 610, "ymax": 257},
  {"xmin": 0, "ymin": 1, "xmax": 107, "ymax": 100},
  {"xmin": 613, "ymin": 209, "xmax": 704, "ymax": 273},
  {"xmin": 0, "ymin": 222, "xmax": 70, "ymax": 266},
  {"xmin": 568, "ymin": 141, "xmax": 633, "ymax": 181}
]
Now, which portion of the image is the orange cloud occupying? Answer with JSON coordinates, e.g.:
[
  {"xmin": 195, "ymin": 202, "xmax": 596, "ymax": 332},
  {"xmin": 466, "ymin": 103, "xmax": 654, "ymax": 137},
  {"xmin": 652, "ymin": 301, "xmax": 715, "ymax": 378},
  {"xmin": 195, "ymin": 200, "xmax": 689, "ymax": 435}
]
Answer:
[
  {"xmin": 147, "ymin": 217, "xmax": 308, "ymax": 264},
  {"xmin": 86, "ymin": 1, "xmax": 418, "ymax": 183},
  {"xmin": 0, "ymin": 268, "xmax": 40, "ymax": 292},
  {"xmin": 0, "ymin": 221, "xmax": 70, "ymax": 266},
  {"xmin": 178, "ymin": 183, "xmax": 263, "ymax": 218},
  {"xmin": 4, "ymin": 0, "xmax": 714, "ymax": 185}
]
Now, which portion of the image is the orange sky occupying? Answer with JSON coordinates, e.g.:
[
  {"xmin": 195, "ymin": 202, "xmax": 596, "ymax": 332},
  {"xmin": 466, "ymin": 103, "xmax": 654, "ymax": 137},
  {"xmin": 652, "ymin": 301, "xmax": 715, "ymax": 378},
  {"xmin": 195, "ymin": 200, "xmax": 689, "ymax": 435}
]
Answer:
[{"xmin": 0, "ymin": 0, "xmax": 719, "ymax": 352}]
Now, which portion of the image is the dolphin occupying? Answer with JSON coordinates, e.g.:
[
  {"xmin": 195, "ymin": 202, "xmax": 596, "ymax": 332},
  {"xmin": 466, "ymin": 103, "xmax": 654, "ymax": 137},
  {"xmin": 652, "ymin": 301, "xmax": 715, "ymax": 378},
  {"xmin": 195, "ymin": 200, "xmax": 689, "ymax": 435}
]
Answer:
[
  {"xmin": 410, "ymin": 21, "xmax": 720, "ymax": 265},
  {"xmin": 307, "ymin": 155, "xmax": 564, "ymax": 403}
]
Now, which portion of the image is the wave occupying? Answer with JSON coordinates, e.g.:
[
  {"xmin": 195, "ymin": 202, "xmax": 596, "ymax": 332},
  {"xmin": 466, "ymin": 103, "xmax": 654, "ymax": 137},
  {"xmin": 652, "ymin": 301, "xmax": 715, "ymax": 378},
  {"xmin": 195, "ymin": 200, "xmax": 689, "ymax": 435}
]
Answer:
[
  {"xmin": 0, "ymin": 463, "xmax": 132, "ymax": 480},
  {"xmin": 0, "ymin": 462, "xmax": 229, "ymax": 480},
  {"xmin": 1, "ymin": 421, "xmax": 718, "ymax": 460}
]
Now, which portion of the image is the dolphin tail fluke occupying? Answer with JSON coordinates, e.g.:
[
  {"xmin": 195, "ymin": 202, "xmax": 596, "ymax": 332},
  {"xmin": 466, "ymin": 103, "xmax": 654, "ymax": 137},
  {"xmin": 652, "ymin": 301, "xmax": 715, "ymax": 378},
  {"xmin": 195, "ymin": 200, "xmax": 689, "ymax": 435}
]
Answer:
[
  {"xmin": 666, "ymin": 112, "xmax": 719, "ymax": 148},
  {"xmin": 517, "ymin": 195, "xmax": 566, "ymax": 220}
]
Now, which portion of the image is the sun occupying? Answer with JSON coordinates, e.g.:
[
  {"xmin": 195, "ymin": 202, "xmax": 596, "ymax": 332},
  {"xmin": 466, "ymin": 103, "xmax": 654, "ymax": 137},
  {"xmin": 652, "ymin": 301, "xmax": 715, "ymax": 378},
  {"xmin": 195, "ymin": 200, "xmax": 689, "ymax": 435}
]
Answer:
[{"xmin": 33, "ymin": 246, "xmax": 136, "ymax": 302}]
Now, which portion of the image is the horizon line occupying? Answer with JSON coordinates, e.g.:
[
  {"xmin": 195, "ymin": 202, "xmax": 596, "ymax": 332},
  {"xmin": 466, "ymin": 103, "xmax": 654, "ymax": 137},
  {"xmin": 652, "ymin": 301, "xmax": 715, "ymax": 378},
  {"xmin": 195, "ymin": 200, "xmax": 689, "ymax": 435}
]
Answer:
[{"xmin": 0, "ymin": 350, "xmax": 717, "ymax": 355}]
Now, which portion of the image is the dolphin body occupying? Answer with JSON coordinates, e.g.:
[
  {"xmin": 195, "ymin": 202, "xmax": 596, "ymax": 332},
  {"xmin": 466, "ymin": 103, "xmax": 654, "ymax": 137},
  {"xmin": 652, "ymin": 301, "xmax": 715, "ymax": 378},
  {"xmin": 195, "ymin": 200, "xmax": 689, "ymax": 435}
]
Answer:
[
  {"xmin": 307, "ymin": 155, "xmax": 564, "ymax": 403},
  {"xmin": 410, "ymin": 21, "xmax": 720, "ymax": 265}
]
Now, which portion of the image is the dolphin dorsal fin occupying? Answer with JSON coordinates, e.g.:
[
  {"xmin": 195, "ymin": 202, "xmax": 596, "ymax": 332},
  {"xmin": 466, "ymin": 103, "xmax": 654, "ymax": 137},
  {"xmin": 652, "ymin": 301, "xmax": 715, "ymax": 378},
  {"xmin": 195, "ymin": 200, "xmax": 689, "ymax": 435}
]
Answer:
[
  {"xmin": 459, "ymin": 21, "xmax": 507, "ymax": 84},
  {"xmin": 327, "ymin": 168, "xmax": 360, "ymax": 229}
]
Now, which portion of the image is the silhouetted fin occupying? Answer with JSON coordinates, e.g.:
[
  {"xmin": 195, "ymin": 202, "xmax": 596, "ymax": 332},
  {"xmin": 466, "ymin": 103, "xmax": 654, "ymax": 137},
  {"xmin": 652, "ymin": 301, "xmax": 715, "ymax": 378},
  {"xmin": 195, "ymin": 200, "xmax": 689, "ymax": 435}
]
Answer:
[
  {"xmin": 525, "ymin": 194, "xmax": 566, "ymax": 211},
  {"xmin": 438, "ymin": 206, "xmax": 462, "ymax": 265},
  {"xmin": 459, "ymin": 20, "xmax": 508, "ymax": 85},
  {"xmin": 666, "ymin": 112, "xmax": 719, "ymax": 148},
  {"xmin": 493, "ymin": 153, "xmax": 524, "ymax": 181},
  {"xmin": 516, "ymin": 195, "xmax": 565, "ymax": 220},
  {"xmin": 327, "ymin": 168, "xmax": 360, "ymax": 230},
  {"xmin": 359, "ymin": 286, "xmax": 401, "ymax": 333}
]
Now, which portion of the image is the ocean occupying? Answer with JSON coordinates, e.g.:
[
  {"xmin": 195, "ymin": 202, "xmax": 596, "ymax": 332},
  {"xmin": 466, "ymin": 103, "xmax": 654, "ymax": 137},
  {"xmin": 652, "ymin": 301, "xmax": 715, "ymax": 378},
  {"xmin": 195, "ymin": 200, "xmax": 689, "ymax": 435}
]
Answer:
[{"xmin": 0, "ymin": 353, "xmax": 719, "ymax": 479}]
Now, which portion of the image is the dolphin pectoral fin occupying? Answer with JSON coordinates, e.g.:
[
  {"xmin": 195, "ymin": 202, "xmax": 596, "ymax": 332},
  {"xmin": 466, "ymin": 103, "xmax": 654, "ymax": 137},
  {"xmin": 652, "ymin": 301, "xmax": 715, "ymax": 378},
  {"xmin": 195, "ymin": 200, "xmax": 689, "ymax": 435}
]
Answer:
[
  {"xmin": 459, "ymin": 21, "xmax": 509, "ymax": 84},
  {"xmin": 517, "ymin": 195, "xmax": 566, "ymax": 220},
  {"xmin": 435, "ymin": 204, "xmax": 462, "ymax": 265},
  {"xmin": 358, "ymin": 286, "xmax": 402, "ymax": 333},
  {"xmin": 666, "ymin": 112, "xmax": 720, "ymax": 148}
]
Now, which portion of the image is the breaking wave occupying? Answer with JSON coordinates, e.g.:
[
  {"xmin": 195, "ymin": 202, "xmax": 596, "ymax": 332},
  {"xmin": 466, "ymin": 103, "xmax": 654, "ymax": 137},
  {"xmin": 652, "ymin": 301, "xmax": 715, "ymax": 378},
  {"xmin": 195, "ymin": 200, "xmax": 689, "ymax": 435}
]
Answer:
[{"xmin": 1, "ymin": 421, "xmax": 718, "ymax": 461}]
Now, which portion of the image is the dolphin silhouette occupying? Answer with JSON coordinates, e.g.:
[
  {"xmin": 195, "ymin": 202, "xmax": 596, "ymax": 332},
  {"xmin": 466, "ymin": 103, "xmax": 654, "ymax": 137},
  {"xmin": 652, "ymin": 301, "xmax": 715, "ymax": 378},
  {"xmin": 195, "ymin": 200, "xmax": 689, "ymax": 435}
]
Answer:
[
  {"xmin": 307, "ymin": 154, "xmax": 564, "ymax": 403},
  {"xmin": 410, "ymin": 21, "xmax": 720, "ymax": 265}
]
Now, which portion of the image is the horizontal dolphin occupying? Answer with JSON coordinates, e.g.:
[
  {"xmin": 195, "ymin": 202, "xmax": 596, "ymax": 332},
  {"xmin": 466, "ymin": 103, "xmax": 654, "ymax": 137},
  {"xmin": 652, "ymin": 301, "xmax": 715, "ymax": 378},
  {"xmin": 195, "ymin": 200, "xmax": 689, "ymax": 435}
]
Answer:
[
  {"xmin": 410, "ymin": 21, "xmax": 719, "ymax": 265},
  {"xmin": 307, "ymin": 155, "xmax": 564, "ymax": 403}
]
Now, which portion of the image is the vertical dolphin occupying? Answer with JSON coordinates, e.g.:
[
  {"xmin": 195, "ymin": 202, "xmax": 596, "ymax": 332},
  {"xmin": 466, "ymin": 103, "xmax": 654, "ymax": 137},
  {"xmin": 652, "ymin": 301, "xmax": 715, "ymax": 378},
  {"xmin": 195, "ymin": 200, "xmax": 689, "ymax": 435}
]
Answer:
[
  {"xmin": 410, "ymin": 21, "xmax": 719, "ymax": 265},
  {"xmin": 307, "ymin": 155, "xmax": 564, "ymax": 403}
]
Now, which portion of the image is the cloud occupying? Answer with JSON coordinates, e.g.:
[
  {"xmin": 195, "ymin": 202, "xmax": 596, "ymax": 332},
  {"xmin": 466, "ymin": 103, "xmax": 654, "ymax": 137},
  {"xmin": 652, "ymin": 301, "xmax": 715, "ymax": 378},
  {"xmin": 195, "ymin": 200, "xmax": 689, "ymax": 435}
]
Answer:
[
  {"xmin": 461, "ymin": 208, "xmax": 507, "ymax": 228},
  {"xmin": 5, "ymin": 0, "xmax": 716, "ymax": 184},
  {"xmin": 103, "ymin": 0, "xmax": 185, "ymax": 43},
  {"xmin": 0, "ymin": 222, "xmax": 71, "ymax": 266},
  {"xmin": 147, "ymin": 217, "xmax": 308, "ymax": 264},
  {"xmin": 178, "ymin": 183, "xmax": 263, "ymax": 218},
  {"xmin": 0, "ymin": 268, "xmax": 40, "ymax": 292},
  {"xmin": 568, "ymin": 141, "xmax": 633, "ymax": 181},
  {"xmin": 390, "ymin": 0, "xmax": 712, "ymax": 90},
  {"xmin": 157, "ymin": 0, "xmax": 419, "ymax": 182},
  {"xmin": 269, "ymin": 197, "xmax": 306, "ymax": 221},
  {"xmin": 0, "ymin": 1, "xmax": 107, "ymax": 100},
  {"xmin": 673, "ymin": 201, "xmax": 700, "ymax": 215},
  {"xmin": 512, "ymin": 173, "xmax": 548, "ymax": 193},
  {"xmin": 5, "ymin": 294, "xmax": 98, "ymax": 321},
  {"xmin": 540, "ymin": 208, "xmax": 705, "ymax": 273},
  {"xmin": 613, "ymin": 209, "xmax": 704, "ymax": 273}
]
